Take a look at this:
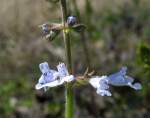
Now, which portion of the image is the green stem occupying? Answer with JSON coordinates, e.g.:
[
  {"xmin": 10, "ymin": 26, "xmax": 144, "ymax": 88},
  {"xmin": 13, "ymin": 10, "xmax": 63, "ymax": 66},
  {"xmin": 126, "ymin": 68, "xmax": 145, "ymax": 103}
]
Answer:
[
  {"xmin": 65, "ymin": 84, "xmax": 74, "ymax": 118},
  {"xmin": 60, "ymin": 0, "xmax": 74, "ymax": 118}
]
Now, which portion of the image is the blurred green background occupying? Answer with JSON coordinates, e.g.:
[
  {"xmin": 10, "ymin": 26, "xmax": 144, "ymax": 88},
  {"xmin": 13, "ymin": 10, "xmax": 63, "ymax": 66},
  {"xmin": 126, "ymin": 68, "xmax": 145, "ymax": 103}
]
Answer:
[{"xmin": 0, "ymin": 0, "xmax": 150, "ymax": 118}]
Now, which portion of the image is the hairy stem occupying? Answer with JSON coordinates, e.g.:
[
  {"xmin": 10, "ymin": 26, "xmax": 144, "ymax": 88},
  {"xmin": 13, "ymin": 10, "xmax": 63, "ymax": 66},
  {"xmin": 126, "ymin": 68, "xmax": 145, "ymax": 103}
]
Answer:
[{"xmin": 60, "ymin": 0, "xmax": 74, "ymax": 118}]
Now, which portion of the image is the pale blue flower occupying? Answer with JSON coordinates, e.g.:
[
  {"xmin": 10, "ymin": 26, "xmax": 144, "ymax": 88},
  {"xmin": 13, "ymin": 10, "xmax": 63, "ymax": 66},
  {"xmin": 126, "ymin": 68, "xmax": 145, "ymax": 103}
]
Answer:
[
  {"xmin": 89, "ymin": 67, "xmax": 142, "ymax": 96},
  {"xmin": 35, "ymin": 62, "xmax": 75, "ymax": 91}
]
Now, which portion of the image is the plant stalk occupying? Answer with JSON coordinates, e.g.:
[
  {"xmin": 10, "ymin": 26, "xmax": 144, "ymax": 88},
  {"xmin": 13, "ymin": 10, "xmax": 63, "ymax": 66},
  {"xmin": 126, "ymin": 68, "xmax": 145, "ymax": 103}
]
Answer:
[{"xmin": 60, "ymin": 0, "xmax": 74, "ymax": 118}]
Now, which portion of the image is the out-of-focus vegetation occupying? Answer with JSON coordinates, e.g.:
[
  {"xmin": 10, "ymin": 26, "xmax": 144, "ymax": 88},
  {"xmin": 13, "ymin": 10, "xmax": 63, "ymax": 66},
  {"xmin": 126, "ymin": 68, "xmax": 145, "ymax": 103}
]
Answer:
[{"xmin": 0, "ymin": 0, "xmax": 150, "ymax": 118}]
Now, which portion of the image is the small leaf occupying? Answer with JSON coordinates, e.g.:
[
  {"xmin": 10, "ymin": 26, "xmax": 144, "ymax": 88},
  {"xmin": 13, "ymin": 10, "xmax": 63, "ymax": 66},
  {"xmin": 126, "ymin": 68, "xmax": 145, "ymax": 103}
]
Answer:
[
  {"xmin": 72, "ymin": 24, "xmax": 86, "ymax": 32},
  {"xmin": 46, "ymin": 30, "xmax": 60, "ymax": 41}
]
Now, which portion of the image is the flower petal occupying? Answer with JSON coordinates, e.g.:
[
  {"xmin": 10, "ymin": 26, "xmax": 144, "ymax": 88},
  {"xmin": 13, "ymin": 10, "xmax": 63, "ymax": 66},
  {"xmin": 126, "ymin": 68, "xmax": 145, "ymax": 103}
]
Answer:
[
  {"xmin": 39, "ymin": 62, "xmax": 51, "ymax": 74},
  {"xmin": 119, "ymin": 66, "xmax": 127, "ymax": 75},
  {"xmin": 35, "ymin": 79, "xmax": 65, "ymax": 89},
  {"xmin": 99, "ymin": 80, "xmax": 109, "ymax": 90},
  {"xmin": 89, "ymin": 76, "xmax": 111, "ymax": 96},
  {"xmin": 96, "ymin": 89, "xmax": 112, "ymax": 96},
  {"xmin": 38, "ymin": 62, "xmax": 60, "ymax": 84},
  {"xmin": 38, "ymin": 75, "xmax": 45, "ymax": 84},
  {"xmin": 128, "ymin": 83, "xmax": 142, "ymax": 90},
  {"xmin": 89, "ymin": 76, "xmax": 107, "ymax": 88},
  {"xmin": 57, "ymin": 63, "xmax": 69, "ymax": 77},
  {"xmin": 63, "ymin": 75, "xmax": 75, "ymax": 82},
  {"xmin": 107, "ymin": 67, "xmax": 127, "ymax": 84},
  {"xmin": 39, "ymin": 71, "xmax": 59, "ymax": 84},
  {"xmin": 108, "ymin": 75, "xmax": 127, "ymax": 86},
  {"xmin": 125, "ymin": 76, "xmax": 134, "ymax": 83},
  {"xmin": 107, "ymin": 67, "xmax": 129, "ymax": 86}
]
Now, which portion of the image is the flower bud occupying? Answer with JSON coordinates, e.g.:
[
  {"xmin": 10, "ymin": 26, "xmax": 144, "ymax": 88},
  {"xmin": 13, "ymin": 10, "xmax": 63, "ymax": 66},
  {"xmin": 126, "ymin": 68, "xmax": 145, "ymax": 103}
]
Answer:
[
  {"xmin": 67, "ymin": 16, "xmax": 77, "ymax": 26},
  {"xmin": 39, "ymin": 24, "xmax": 49, "ymax": 34}
]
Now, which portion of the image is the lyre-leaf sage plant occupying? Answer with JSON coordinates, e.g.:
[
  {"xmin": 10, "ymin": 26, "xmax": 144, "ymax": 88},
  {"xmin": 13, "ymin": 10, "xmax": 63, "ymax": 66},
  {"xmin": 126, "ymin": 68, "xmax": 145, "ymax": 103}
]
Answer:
[{"xmin": 35, "ymin": 0, "xmax": 142, "ymax": 118}]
